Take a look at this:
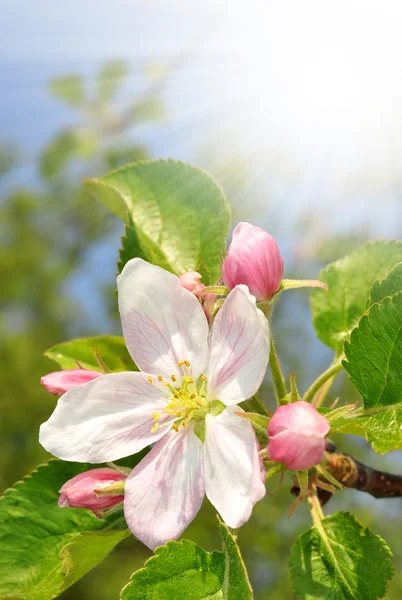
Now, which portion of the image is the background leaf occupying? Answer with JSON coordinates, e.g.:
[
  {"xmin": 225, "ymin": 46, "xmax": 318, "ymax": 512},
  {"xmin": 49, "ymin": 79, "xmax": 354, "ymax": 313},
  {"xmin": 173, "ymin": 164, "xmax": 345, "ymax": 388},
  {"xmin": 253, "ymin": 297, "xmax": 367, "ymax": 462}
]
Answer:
[
  {"xmin": 48, "ymin": 76, "xmax": 84, "ymax": 107},
  {"xmin": 44, "ymin": 335, "xmax": 137, "ymax": 372},
  {"xmin": 289, "ymin": 511, "xmax": 394, "ymax": 600},
  {"xmin": 85, "ymin": 160, "xmax": 230, "ymax": 284},
  {"xmin": 310, "ymin": 241, "xmax": 402, "ymax": 354},
  {"xmin": 121, "ymin": 517, "xmax": 251, "ymax": 600},
  {"xmin": 97, "ymin": 61, "xmax": 128, "ymax": 103}
]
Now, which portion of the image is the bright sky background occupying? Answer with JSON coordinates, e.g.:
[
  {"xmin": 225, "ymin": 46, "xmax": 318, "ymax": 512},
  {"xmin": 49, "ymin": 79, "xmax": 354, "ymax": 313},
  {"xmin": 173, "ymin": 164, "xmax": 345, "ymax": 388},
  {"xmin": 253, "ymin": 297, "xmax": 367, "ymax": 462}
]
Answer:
[{"xmin": 2, "ymin": 0, "xmax": 402, "ymax": 239}]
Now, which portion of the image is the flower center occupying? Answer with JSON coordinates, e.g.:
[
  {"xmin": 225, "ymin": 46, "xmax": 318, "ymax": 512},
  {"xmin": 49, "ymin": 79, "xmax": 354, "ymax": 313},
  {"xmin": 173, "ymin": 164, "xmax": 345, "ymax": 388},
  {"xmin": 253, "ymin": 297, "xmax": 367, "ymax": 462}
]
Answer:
[{"xmin": 149, "ymin": 361, "xmax": 210, "ymax": 433}]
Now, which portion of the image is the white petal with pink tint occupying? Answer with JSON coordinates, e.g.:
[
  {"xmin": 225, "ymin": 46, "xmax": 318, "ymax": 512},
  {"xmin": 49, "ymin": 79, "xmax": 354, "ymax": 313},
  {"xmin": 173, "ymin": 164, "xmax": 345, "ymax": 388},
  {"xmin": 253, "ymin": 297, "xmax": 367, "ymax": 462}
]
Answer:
[
  {"xmin": 202, "ymin": 406, "xmax": 265, "ymax": 528},
  {"xmin": 117, "ymin": 259, "xmax": 209, "ymax": 380},
  {"xmin": 124, "ymin": 427, "xmax": 204, "ymax": 550},
  {"xmin": 39, "ymin": 372, "xmax": 174, "ymax": 463},
  {"xmin": 206, "ymin": 286, "xmax": 270, "ymax": 405}
]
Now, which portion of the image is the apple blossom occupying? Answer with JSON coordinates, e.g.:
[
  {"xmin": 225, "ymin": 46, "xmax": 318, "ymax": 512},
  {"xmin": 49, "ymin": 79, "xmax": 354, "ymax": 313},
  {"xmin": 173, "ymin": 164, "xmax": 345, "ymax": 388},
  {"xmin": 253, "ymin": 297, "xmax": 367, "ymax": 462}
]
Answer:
[
  {"xmin": 40, "ymin": 258, "xmax": 270, "ymax": 550},
  {"xmin": 41, "ymin": 369, "xmax": 101, "ymax": 395},
  {"xmin": 58, "ymin": 467, "xmax": 126, "ymax": 516},
  {"xmin": 223, "ymin": 222, "xmax": 284, "ymax": 301},
  {"xmin": 267, "ymin": 401, "xmax": 330, "ymax": 471}
]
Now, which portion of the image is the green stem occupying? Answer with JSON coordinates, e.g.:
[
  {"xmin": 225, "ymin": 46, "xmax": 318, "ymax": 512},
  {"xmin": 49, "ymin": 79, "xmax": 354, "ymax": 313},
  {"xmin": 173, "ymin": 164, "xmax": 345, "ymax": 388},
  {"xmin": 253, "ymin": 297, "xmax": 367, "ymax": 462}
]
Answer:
[
  {"xmin": 304, "ymin": 361, "xmax": 343, "ymax": 406},
  {"xmin": 269, "ymin": 338, "xmax": 287, "ymax": 404},
  {"xmin": 308, "ymin": 488, "xmax": 324, "ymax": 527}
]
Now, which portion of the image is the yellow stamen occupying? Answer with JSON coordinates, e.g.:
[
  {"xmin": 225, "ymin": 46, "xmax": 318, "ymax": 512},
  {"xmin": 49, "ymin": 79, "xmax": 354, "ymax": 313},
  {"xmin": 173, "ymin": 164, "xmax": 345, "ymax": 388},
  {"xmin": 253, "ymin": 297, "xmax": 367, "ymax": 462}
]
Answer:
[
  {"xmin": 171, "ymin": 374, "xmax": 177, "ymax": 382},
  {"xmin": 151, "ymin": 423, "xmax": 159, "ymax": 433},
  {"xmin": 147, "ymin": 376, "xmax": 153, "ymax": 384},
  {"xmin": 184, "ymin": 360, "xmax": 191, "ymax": 367},
  {"xmin": 157, "ymin": 375, "xmax": 163, "ymax": 382},
  {"xmin": 152, "ymin": 411, "xmax": 160, "ymax": 421},
  {"xmin": 182, "ymin": 420, "xmax": 188, "ymax": 427},
  {"xmin": 201, "ymin": 375, "xmax": 208, "ymax": 382},
  {"xmin": 172, "ymin": 423, "xmax": 179, "ymax": 432},
  {"xmin": 177, "ymin": 361, "xmax": 184, "ymax": 367}
]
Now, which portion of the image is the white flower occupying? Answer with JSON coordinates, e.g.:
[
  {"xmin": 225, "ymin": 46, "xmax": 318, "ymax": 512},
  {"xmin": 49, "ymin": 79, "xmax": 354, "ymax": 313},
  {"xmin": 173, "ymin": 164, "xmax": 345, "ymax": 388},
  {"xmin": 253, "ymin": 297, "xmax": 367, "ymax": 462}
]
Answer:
[{"xmin": 40, "ymin": 259, "xmax": 270, "ymax": 550}]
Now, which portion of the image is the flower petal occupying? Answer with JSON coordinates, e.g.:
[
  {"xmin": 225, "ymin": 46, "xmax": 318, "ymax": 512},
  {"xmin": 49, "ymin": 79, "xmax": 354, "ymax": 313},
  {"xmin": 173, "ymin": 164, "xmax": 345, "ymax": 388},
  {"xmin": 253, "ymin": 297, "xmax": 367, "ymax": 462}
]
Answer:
[
  {"xmin": 124, "ymin": 426, "xmax": 204, "ymax": 550},
  {"xmin": 39, "ymin": 372, "xmax": 174, "ymax": 463},
  {"xmin": 202, "ymin": 406, "xmax": 265, "ymax": 528},
  {"xmin": 267, "ymin": 430, "xmax": 326, "ymax": 471},
  {"xmin": 206, "ymin": 285, "xmax": 270, "ymax": 405},
  {"xmin": 117, "ymin": 258, "xmax": 209, "ymax": 380}
]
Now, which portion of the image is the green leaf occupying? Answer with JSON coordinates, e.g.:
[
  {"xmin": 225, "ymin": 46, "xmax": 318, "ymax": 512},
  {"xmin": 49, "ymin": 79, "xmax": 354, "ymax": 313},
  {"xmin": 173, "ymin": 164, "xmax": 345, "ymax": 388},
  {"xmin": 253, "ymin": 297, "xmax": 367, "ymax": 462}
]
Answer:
[
  {"xmin": 369, "ymin": 261, "xmax": 402, "ymax": 305},
  {"xmin": 289, "ymin": 511, "xmax": 394, "ymax": 600},
  {"xmin": 48, "ymin": 75, "xmax": 84, "ymax": 107},
  {"xmin": 40, "ymin": 129, "xmax": 97, "ymax": 180},
  {"xmin": 343, "ymin": 292, "xmax": 402, "ymax": 408},
  {"xmin": 134, "ymin": 97, "xmax": 165, "ymax": 122},
  {"xmin": 121, "ymin": 517, "xmax": 251, "ymax": 600},
  {"xmin": 217, "ymin": 518, "xmax": 252, "ymax": 600},
  {"xmin": 0, "ymin": 460, "xmax": 132, "ymax": 600},
  {"xmin": 121, "ymin": 540, "xmax": 225, "ymax": 600},
  {"xmin": 97, "ymin": 60, "xmax": 128, "ymax": 103},
  {"xmin": 44, "ymin": 335, "xmax": 137, "ymax": 372},
  {"xmin": 85, "ymin": 160, "xmax": 230, "ymax": 284},
  {"xmin": 322, "ymin": 404, "xmax": 402, "ymax": 454},
  {"xmin": 310, "ymin": 241, "xmax": 402, "ymax": 353}
]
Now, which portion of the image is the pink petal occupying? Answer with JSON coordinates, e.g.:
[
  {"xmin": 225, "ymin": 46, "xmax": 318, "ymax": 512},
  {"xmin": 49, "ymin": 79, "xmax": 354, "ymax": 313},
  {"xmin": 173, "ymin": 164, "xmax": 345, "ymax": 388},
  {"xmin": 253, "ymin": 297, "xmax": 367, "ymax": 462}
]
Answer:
[
  {"xmin": 268, "ymin": 402, "xmax": 330, "ymax": 437},
  {"xmin": 267, "ymin": 430, "xmax": 326, "ymax": 471},
  {"xmin": 39, "ymin": 372, "xmax": 174, "ymax": 462},
  {"xmin": 41, "ymin": 369, "xmax": 102, "ymax": 395},
  {"xmin": 206, "ymin": 286, "xmax": 270, "ymax": 405},
  {"xmin": 117, "ymin": 259, "xmax": 209, "ymax": 381},
  {"xmin": 202, "ymin": 406, "xmax": 265, "ymax": 528},
  {"xmin": 124, "ymin": 427, "xmax": 204, "ymax": 550}
]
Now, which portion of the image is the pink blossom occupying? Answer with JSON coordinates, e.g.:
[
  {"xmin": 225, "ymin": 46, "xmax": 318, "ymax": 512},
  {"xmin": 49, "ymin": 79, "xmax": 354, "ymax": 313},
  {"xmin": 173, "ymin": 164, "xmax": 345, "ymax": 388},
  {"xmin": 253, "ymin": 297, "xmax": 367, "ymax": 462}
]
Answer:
[
  {"xmin": 41, "ymin": 369, "xmax": 102, "ymax": 395},
  {"xmin": 223, "ymin": 222, "xmax": 284, "ymax": 301},
  {"xmin": 58, "ymin": 467, "xmax": 126, "ymax": 516},
  {"xmin": 267, "ymin": 402, "xmax": 330, "ymax": 471},
  {"xmin": 40, "ymin": 259, "xmax": 270, "ymax": 550},
  {"xmin": 179, "ymin": 270, "xmax": 215, "ymax": 323}
]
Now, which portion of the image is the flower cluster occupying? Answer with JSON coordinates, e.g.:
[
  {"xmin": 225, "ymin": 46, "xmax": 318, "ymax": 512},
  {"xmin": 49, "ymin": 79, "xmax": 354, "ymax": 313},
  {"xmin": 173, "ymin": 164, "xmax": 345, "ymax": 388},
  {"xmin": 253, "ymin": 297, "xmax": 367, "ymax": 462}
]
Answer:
[{"xmin": 40, "ymin": 222, "xmax": 330, "ymax": 550}]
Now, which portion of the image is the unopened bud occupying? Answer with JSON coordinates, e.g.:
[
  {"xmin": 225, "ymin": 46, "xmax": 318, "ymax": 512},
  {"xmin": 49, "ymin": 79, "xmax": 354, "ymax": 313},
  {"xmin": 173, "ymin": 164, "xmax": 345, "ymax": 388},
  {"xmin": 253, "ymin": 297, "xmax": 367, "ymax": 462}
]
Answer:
[
  {"xmin": 179, "ymin": 271, "xmax": 215, "ymax": 323},
  {"xmin": 58, "ymin": 468, "xmax": 126, "ymax": 516},
  {"xmin": 222, "ymin": 222, "xmax": 284, "ymax": 301},
  {"xmin": 267, "ymin": 401, "xmax": 330, "ymax": 471},
  {"xmin": 41, "ymin": 369, "xmax": 102, "ymax": 395}
]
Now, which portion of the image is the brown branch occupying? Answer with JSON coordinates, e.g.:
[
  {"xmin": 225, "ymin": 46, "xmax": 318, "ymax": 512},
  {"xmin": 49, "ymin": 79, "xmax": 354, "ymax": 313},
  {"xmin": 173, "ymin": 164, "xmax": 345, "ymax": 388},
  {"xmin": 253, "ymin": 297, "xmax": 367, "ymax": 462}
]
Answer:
[
  {"xmin": 326, "ymin": 452, "xmax": 402, "ymax": 499},
  {"xmin": 290, "ymin": 441, "xmax": 402, "ymax": 506}
]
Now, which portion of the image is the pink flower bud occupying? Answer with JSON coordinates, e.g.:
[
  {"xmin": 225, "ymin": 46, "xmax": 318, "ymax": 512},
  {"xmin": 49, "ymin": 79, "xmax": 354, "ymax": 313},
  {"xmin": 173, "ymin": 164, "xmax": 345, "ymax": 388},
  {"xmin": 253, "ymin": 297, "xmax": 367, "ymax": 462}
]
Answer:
[
  {"xmin": 267, "ymin": 402, "xmax": 330, "ymax": 471},
  {"xmin": 58, "ymin": 468, "xmax": 126, "ymax": 515},
  {"xmin": 222, "ymin": 222, "xmax": 284, "ymax": 301},
  {"xmin": 41, "ymin": 369, "xmax": 102, "ymax": 395},
  {"xmin": 179, "ymin": 271, "xmax": 215, "ymax": 323},
  {"xmin": 179, "ymin": 271, "xmax": 206, "ymax": 297}
]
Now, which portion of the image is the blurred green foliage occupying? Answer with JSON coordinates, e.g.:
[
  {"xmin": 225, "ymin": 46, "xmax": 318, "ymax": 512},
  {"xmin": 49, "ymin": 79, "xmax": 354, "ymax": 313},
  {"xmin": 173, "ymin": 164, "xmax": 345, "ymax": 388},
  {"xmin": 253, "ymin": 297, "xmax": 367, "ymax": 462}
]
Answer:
[{"xmin": 1, "ymin": 61, "xmax": 401, "ymax": 599}]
